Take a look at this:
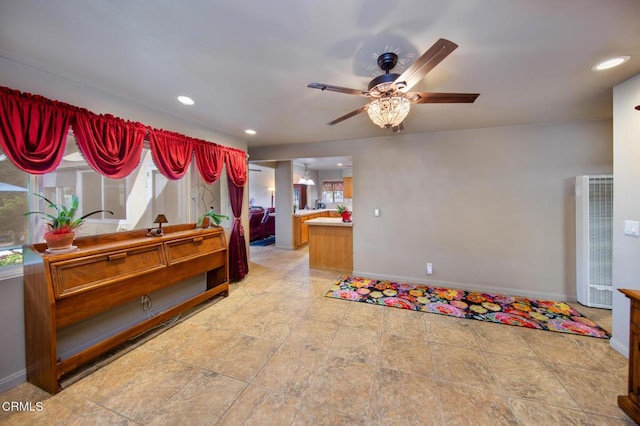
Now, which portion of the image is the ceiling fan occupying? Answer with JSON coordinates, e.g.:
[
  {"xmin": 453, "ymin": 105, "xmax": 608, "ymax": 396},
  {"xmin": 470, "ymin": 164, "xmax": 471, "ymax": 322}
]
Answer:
[{"xmin": 307, "ymin": 38, "xmax": 479, "ymax": 130}]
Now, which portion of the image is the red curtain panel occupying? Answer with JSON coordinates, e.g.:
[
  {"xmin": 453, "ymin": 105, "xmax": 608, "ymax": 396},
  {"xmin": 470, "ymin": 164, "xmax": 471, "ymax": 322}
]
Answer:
[
  {"xmin": 225, "ymin": 148, "xmax": 248, "ymax": 281},
  {"xmin": 148, "ymin": 128, "xmax": 194, "ymax": 180},
  {"xmin": 227, "ymin": 179, "xmax": 249, "ymax": 281},
  {"xmin": 0, "ymin": 86, "xmax": 74, "ymax": 174},
  {"xmin": 73, "ymin": 111, "xmax": 146, "ymax": 179}
]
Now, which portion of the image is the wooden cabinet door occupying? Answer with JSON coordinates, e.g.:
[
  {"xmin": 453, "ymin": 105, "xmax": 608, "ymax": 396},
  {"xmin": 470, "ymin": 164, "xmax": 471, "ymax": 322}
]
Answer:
[
  {"xmin": 343, "ymin": 177, "xmax": 353, "ymax": 198},
  {"xmin": 301, "ymin": 222, "xmax": 309, "ymax": 244},
  {"xmin": 631, "ymin": 303, "xmax": 640, "ymax": 403}
]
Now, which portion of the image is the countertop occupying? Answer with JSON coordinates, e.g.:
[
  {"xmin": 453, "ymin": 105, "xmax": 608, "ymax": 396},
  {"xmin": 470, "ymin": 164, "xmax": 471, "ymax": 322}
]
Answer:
[
  {"xmin": 305, "ymin": 217, "xmax": 353, "ymax": 227},
  {"xmin": 293, "ymin": 209, "xmax": 337, "ymax": 217}
]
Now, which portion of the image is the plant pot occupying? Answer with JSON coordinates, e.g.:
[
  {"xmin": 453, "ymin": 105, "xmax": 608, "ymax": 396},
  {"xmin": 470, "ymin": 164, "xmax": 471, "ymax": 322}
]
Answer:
[
  {"xmin": 340, "ymin": 212, "xmax": 352, "ymax": 222},
  {"xmin": 44, "ymin": 231, "xmax": 75, "ymax": 250}
]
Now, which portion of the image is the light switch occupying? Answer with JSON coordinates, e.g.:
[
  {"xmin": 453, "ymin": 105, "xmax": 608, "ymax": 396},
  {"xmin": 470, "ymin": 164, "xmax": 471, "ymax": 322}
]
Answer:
[
  {"xmin": 374, "ymin": 209, "xmax": 380, "ymax": 217},
  {"xmin": 624, "ymin": 220, "xmax": 640, "ymax": 237}
]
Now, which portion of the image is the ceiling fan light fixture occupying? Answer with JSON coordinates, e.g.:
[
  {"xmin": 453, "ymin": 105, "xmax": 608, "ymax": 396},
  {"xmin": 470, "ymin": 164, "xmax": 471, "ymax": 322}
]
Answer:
[{"xmin": 367, "ymin": 96, "xmax": 411, "ymax": 128}]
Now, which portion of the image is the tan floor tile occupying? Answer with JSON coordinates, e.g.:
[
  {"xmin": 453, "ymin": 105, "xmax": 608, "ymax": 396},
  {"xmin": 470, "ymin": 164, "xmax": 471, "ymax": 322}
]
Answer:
[
  {"xmin": 551, "ymin": 364, "xmax": 630, "ymax": 420},
  {"xmin": 425, "ymin": 315, "xmax": 479, "ymax": 348},
  {"xmin": 382, "ymin": 306, "xmax": 427, "ymax": 338},
  {"xmin": 272, "ymin": 294, "xmax": 316, "ymax": 317},
  {"xmin": 508, "ymin": 397, "xmax": 600, "ymax": 425},
  {"xmin": 252, "ymin": 343, "xmax": 325, "ymax": 396},
  {"xmin": 1, "ymin": 392, "xmax": 134, "ymax": 426},
  {"xmin": 570, "ymin": 335, "xmax": 628, "ymax": 377},
  {"xmin": 378, "ymin": 333, "xmax": 433, "ymax": 377},
  {"xmin": 487, "ymin": 353, "xmax": 579, "ymax": 409},
  {"xmin": 92, "ymin": 357, "xmax": 200, "ymax": 422},
  {"xmin": 522, "ymin": 329, "xmax": 606, "ymax": 370},
  {"xmin": 218, "ymin": 384, "xmax": 300, "ymax": 426},
  {"xmin": 302, "ymin": 356, "xmax": 375, "ymax": 418},
  {"xmin": 145, "ymin": 370, "xmax": 246, "ymax": 425},
  {"xmin": 431, "ymin": 343, "xmax": 496, "ymax": 390},
  {"xmin": 469, "ymin": 321, "xmax": 537, "ymax": 357},
  {"xmin": 209, "ymin": 335, "xmax": 280, "ymax": 381},
  {"xmin": 293, "ymin": 397, "xmax": 366, "ymax": 426},
  {"xmin": 306, "ymin": 297, "xmax": 350, "ymax": 324},
  {"xmin": 68, "ymin": 347, "xmax": 163, "ymax": 400},
  {"xmin": 284, "ymin": 317, "xmax": 339, "ymax": 352},
  {"xmin": 342, "ymin": 301, "xmax": 385, "ymax": 329},
  {"xmin": 368, "ymin": 367, "xmax": 442, "ymax": 425},
  {"xmin": 437, "ymin": 381, "xmax": 517, "ymax": 425},
  {"xmin": 328, "ymin": 324, "xmax": 380, "ymax": 363},
  {"xmin": 243, "ymin": 311, "xmax": 301, "ymax": 342}
]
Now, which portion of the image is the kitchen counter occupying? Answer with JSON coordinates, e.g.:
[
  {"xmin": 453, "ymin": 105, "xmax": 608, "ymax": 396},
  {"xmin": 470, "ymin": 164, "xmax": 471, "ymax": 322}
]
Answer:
[
  {"xmin": 293, "ymin": 210, "xmax": 342, "ymax": 248},
  {"xmin": 305, "ymin": 217, "xmax": 353, "ymax": 227},
  {"xmin": 294, "ymin": 209, "xmax": 337, "ymax": 217},
  {"xmin": 308, "ymin": 217, "xmax": 353, "ymax": 272}
]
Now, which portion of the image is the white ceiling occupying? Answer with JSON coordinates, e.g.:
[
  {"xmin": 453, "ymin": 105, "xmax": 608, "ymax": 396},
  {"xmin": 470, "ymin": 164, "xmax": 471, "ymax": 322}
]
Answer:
[{"xmin": 1, "ymin": 1, "xmax": 639, "ymax": 148}]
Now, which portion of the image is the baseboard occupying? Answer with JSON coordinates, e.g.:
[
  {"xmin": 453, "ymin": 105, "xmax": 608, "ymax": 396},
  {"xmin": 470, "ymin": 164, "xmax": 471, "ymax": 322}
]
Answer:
[
  {"xmin": 0, "ymin": 369, "xmax": 26, "ymax": 393},
  {"xmin": 350, "ymin": 271, "xmax": 575, "ymax": 302},
  {"xmin": 610, "ymin": 337, "xmax": 629, "ymax": 358}
]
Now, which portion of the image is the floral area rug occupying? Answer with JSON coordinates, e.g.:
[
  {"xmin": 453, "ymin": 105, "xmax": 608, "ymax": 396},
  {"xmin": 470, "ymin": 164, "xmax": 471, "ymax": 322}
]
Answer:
[{"xmin": 325, "ymin": 276, "xmax": 610, "ymax": 339}]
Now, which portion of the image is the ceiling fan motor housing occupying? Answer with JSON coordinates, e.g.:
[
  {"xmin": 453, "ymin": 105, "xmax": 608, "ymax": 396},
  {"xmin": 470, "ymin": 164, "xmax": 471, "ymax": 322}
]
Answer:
[
  {"xmin": 368, "ymin": 73, "xmax": 401, "ymax": 92},
  {"xmin": 368, "ymin": 52, "xmax": 406, "ymax": 94}
]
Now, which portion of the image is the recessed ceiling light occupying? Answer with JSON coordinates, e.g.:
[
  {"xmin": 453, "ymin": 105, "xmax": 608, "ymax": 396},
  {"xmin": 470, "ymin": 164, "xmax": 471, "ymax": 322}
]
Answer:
[
  {"xmin": 245, "ymin": 129, "xmax": 257, "ymax": 135},
  {"xmin": 177, "ymin": 95, "xmax": 194, "ymax": 105},
  {"xmin": 592, "ymin": 56, "xmax": 630, "ymax": 71},
  {"xmin": 337, "ymin": 163, "xmax": 343, "ymax": 167}
]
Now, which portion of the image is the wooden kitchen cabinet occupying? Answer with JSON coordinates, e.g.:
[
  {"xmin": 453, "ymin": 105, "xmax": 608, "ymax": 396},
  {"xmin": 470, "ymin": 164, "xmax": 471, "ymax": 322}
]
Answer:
[
  {"xmin": 343, "ymin": 176, "xmax": 353, "ymax": 198},
  {"xmin": 294, "ymin": 211, "xmax": 336, "ymax": 248},
  {"xmin": 619, "ymin": 289, "xmax": 640, "ymax": 423},
  {"xmin": 23, "ymin": 224, "xmax": 228, "ymax": 394}
]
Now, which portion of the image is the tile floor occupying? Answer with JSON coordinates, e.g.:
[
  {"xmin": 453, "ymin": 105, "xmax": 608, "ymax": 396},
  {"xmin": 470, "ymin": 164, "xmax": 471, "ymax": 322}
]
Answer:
[{"xmin": 0, "ymin": 245, "xmax": 634, "ymax": 425}]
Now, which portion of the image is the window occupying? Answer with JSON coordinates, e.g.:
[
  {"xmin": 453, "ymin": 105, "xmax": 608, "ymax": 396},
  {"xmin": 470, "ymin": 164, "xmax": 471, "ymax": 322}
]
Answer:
[
  {"xmin": 80, "ymin": 171, "xmax": 127, "ymax": 219},
  {"xmin": 322, "ymin": 181, "xmax": 344, "ymax": 204},
  {"xmin": 0, "ymin": 133, "xmax": 199, "ymax": 272},
  {"xmin": 0, "ymin": 148, "xmax": 28, "ymax": 269}
]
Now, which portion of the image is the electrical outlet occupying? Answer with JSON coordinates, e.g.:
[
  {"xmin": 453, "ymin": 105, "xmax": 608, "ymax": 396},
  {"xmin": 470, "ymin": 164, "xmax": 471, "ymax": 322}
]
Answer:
[{"xmin": 426, "ymin": 263, "xmax": 433, "ymax": 275}]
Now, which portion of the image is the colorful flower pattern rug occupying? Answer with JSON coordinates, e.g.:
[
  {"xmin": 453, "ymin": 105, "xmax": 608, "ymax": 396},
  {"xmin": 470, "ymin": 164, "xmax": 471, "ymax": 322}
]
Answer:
[{"xmin": 325, "ymin": 276, "xmax": 610, "ymax": 339}]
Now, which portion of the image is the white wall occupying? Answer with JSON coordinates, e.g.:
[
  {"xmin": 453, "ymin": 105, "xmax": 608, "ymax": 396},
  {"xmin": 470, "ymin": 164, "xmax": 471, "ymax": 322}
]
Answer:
[
  {"xmin": 248, "ymin": 164, "xmax": 275, "ymax": 209},
  {"xmin": 250, "ymin": 119, "xmax": 613, "ymax": 300},
  {"xmin": 611, "ymin": 73, "xmax": 640, "ymax": 356}
]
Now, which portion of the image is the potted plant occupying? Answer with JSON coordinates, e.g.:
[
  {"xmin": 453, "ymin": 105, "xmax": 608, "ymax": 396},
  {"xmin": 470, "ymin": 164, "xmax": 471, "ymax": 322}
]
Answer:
[
  {"xmin": 336, "ymin": 205, "xmax": 352, "ymax": 223},
  {"xmin": 25, "ymin": 194, "xmax": 113, "ymax": 250},
  {"xmin": 197, "ymin": 207, "xmax": 228, "ymax": 228}
]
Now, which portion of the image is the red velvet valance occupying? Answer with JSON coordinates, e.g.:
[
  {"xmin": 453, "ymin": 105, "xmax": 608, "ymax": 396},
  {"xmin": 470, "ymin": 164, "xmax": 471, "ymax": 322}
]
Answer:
[
  {"xmin": 0, "ymin": 86, "xmax": 75, "ymax": 174},
  {"xmin": 225, "ymin": 148, "xmax": 247, "ymax": 187},
  {"xmin": 73, "ymin": 111, "xmax": 146, "ymax": 179},
  {"xmin": 148, "ymin": 128, "xmax": 194, "ymax": 180},
  {"xmin": 194, "ymin": 141, "xmax": 225, "ymax": 184},
  {"xmin": 1, "ymin": 86, "xmax": 247, "ymax": 184}
]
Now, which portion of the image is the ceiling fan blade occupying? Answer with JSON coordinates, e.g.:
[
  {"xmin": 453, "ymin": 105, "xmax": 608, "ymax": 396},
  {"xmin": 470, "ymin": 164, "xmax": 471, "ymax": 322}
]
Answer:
[
  {"xmin": 327, "ymin": 106, "xmax": 367, "ymax": 125},
  {"xmin": 394, "ymin": 38, "xmax": 458, "ymax": 90},
  {"xmin": 307, "ymin": 82, "xmax": 370, "ymax": 97},
  {"xmin": 408, "ymin": 92, "xmax": 480, "ymax": 104}
]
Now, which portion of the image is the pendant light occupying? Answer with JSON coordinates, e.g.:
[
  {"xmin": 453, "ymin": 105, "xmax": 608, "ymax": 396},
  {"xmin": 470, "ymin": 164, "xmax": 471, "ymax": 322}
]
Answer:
[{"xmin": 297, "ymin": 163, "xmax": 315, "ymax": 186}]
